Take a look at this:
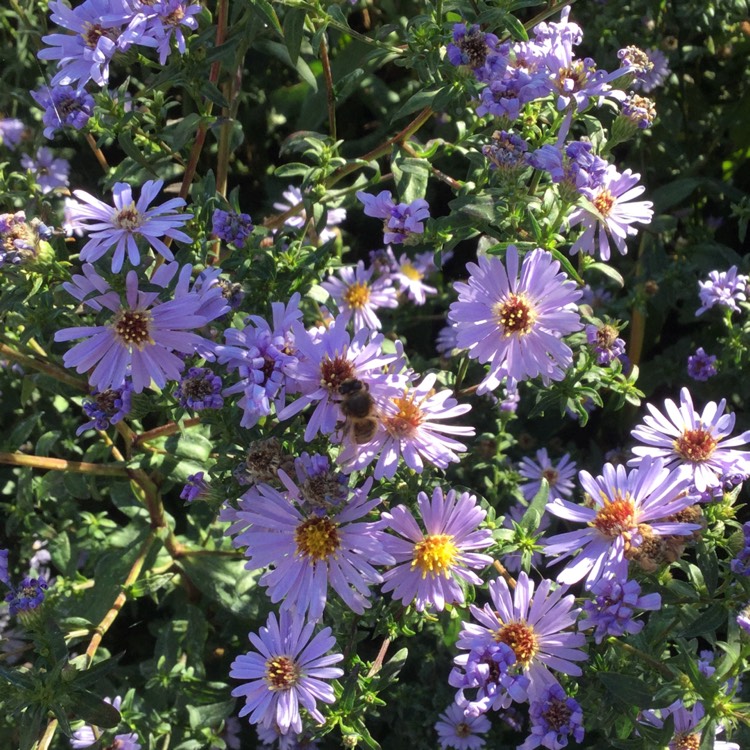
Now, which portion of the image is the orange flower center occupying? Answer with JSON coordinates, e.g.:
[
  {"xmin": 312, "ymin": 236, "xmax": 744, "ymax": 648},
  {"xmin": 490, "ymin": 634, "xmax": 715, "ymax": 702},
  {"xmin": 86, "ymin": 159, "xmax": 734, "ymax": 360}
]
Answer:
[
  {"xmin": 671, "ymin": 733, "xmax": 700, "ymax": 750},
  {"xmin": 594, "ymin": 189, "xmax": 615, "ymax": 217},
  {"xmin": 383, "ymin": 393, "xmax": 424, "ymax": 438},
  {"xmin": 673, "ymin": 428, "xmax": 717, "ymax": 463},
  {"xmin": 494, "ymin": 621, "xmax": 538, "ymax": 667},
  {"xmin": 343, "ymin": 281, "xmax": 370, "ymax": 310},
  {"xmin": 591, "ymin": 494, "xmax": 637, "ymax": 539},
  {"xmin": 294, "ymin": 517, "xmax": 340, "ymax": 561},
  {"xmin": 412, "ymin": 534, "xmax": 458, "ymax": 578}
]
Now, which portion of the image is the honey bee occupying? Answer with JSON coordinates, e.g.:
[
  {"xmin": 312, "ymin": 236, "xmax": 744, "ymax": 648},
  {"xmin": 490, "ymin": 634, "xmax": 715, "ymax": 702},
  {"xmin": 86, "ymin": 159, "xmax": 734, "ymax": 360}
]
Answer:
[{"xmin": 337, "ymin": 378, "xmax": 379, "ymax": 444}]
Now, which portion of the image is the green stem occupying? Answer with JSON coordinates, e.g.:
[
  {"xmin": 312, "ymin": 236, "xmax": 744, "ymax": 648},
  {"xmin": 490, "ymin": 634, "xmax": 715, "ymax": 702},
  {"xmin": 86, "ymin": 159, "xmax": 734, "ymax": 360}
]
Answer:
[
  {"xmin": 0, "ymin": 342, "xmax": 87, "ymax": 391},
  {"xmin": 0, "ymin": 452, "xmax": 129, "ymax": 477}
]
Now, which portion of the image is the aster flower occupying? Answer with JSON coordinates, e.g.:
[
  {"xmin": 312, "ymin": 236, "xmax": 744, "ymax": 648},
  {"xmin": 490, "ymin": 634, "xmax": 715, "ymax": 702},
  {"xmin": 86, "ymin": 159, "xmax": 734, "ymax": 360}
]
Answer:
[
  {"xmin": 482, "ymin": 130, "xmax": 529, "ymax": 174},
  {"xmin": 273, "ymin": 185, "xmax": 346, "ymax": 243},
  {"xmin": 291, "ymin": 452, "xmax": 349, "ymax": 515},
  {"xmin": 446, "ymin": 23, "xmax": 499, "ymax": 70},
  {"xmin": 356, "ymin": 190, "xmax": 430, "ymax": 245},
  {"xmin": 455, "ymin": 572, "xmax": 587, "ymax": 703},
  {"xmin": 338, "ymin": 372, "xmax": 474, "ymax": 479},
  {"xmin": 435, "ymin": 702, "xmax": 491, "ymax": 750},
  {"xmin": 436, "ymin": 323, "xmax": 461, "ymax": 357},
  {"xmin": 68, "ymin": 179, "xmax": 193, "ymax": 272},
  {"xmin": 278, "ymin": 318, "xmax": 404, "ymax": 442},
  {"xmin": 129, "ymin": 0, "xmax": 201, "ymax": 65},
  {"xmin": 378, "ymin": 486, "xmax": 494, "ymax": 612},
  {"xmin": 585, "ymin": 322, "xmax": 626, "ymax": 366},
  {"xmin": 213, "ymin": 208, "xmax": 254, "ymax": 248},
  {"xmin": 227, "ymin": 475, "xmax": 392, "ymax": 620},
  {"xmin": 21, "ymin": 147, "xmax": 70, "ymax": 193},
  {"xmin": 321, "ymin": 261, "xmax": 398, "ymax": 330},
  {"xmin": 181, "ymin": 472, "xmax": 210, "ymax": 503},
  {"xmin": 450, "ymin": 246, "xmax": 583, "ymax": 393},
  {"xmin": 391, "ymin": 251, "xmax": 438, "ymax": 304},
  {"xmin": 518, "ymin": 448, "xmax": 577, "ymax": 503},
  {"xmin": 545, "ymin": 456, "xmax": 699, "ymax": 588},
  {"xmin": 630, "ymin": 47, "xmax": 670, "ymax": 93},
  {"xmin": 39, "ymin": 0, "xmax": 144, "ymax": 88},
  {"xmin": 230, "ymin": 610, "xmax": 344, "ymax": 735},
  {"xmin": 620, "ymin": 93, "xmax": 657, "ymax": 129},
  {"xmin": 640, "ymin": 700, "xmax": 740, "ymax": 750},
  {"xmin": 629, "ymin": 387, "xmax": 750, "ymax": 493},
  {"xmin": 31, "ymin": 85, "xmax": 95, "ymax": 139},
  {"xmin": 687, "ymin": 347, "xmax": 717, "ymax": 381},
  {"xmin": 520, "ymin": 684, "xmax": 584, "ymax": 750},
  {"xmin": 579, "ymin": 574, "xmax": 661, "ymax": 643},
  {"xmin": 77, "ymin": 381, "xmax": 133, "ymax": 435},
  {"xmin": 0, "ymin": 118, "xmax": 25, "ymax": 148},
  {"xmin": 175, "ymin": 367, "xmax": 224, "ymax": 410},
  {"xmin": 0, "ymin": 550, "xmax": 8, "ymax": 587},
  {"xmin": 6, "ymin": 575, "xmax": 49, "ymax": 616},
  {"xmin": 54, "ymin": 262, "xmax": 226, "ymax": 393},
  {"xmin": 696, "ymin": 266, "xmax": 748, "ymax": 316},
  {"xmin": 568, "ymin": 166, "xmax": 654, "ymax": 261},
  {"xmin": 528, "ymin": 141, "xmax": 609, "ymax": 196},
  {"xmin": 0, "ymin": 211, "xmax": 53, "ymax": 266},
  {"xmin": 738, "ymin": 604, "xmax": 750, "ymax": 634},
  {"xmin": 731, "ymin": 522, "xmax": 750, "ymax": 576}
]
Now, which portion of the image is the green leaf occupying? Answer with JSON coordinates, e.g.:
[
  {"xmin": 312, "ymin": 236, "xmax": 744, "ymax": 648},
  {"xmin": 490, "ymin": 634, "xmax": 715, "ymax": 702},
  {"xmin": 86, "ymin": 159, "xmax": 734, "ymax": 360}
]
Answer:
[
  {"xmin": 378, "ymin": 647, "xmax": 408, "ymax": 683},
  {"xmin": 0, "ymin": 666, "xmax": 35, "ymax": 691},
  {"xmin": 5, "ymin": 412, "xmax": 41, "ymax": 451},
  {"xmin": 587, "ymin": 261, "xmax": 625, "ymax": 287},
  {"xmin": 390, "ymin": 86, "xmax": 439, "ymax": 122},
  {"xmin": 519, "ymin": 478, "xmax": 549, "ymax": 533},
  {"xmin": 391, "ymin": 155, "xmax": 430, "ymax": 204},
  {"xmin": 19, "ymin": 705, "xmax": 45, "ymax": 750},
  {"xmin": 117, "ymin": 132, "xmax": 158, "ymax": 176},
  {"xmin": 283, "ymin": 7, "xmax": 307, "ymax": 66},
  {"xmin": 649, "ymin": 178, "xmax": 702, "ymax": 212},
  {"xmin": 164, "ymin": 431, "xmax": 213, "ymax": 463},
  {"xmin": 502, "ymin": 12, "xmax": 529, "ymax": 41},
  {"xmin": 255, "ymin": 40, "xmax": 318, "ymax": 91},
  {"xmin": 67, "ymin": 689, "xmax": 121, "ymax": 728},
  {"xmin": 679, "ymin": 605, "xmax": 727, "ymax": 638},
  {"xmin": 597, "ymin": 673, "xmax": 655, "ymax": 709},
  {"xmin": 249, "ymin": 0, "xmax": 283, "ymax": 36}
]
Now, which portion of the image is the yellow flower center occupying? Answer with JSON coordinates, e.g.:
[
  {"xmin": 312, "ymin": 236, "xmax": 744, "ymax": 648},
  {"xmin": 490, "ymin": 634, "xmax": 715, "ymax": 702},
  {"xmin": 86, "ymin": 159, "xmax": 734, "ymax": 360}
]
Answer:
[
  {"xmin": 294, "ymin": 517, "xmax": 340, "ymax": 561},
  {"xmin": 400, "ymin": 262, "xmax": 422, "ymax": 281},
  {"xmin": 343, "ymin": 281, "xmax": 371, "ymax": 310},
  {"xmin": 494, "ymin": 621, "xmax": 538, "ymax": 667},
  {"xmin": 112, "ymin": 309, "xmax": 153, "ymax": 349},
  {"xmin": 593, "ymin": 189, "xmax": 615, "ymax": 218},
  {"xmin": 590, "ymin": 494, "xmax": 637, "ymax": 539},
  {"xmin": 114, "ymin": 202, "xmax": 144, "ymax": 231},
  {"xmin": 383, "ymin": 393, "xmax": 424, "ymax": 438},
  {"xmin": 494, "ymin": 293, "xmax": 536, "ymax": 337},
  {"xmin": 264, "ymin": 656, "xmax": 300, "ymax": 690},
  {"xmin": 671, "ymin": 733, "xmax": 700, "ymax": 750},
  {"xmin": 412, "ymin": 533, "xmax": 458, "ymax": 578},
  {"xmin": 673, "ymin": 428, "xmax": 717, "ymax": 463}
]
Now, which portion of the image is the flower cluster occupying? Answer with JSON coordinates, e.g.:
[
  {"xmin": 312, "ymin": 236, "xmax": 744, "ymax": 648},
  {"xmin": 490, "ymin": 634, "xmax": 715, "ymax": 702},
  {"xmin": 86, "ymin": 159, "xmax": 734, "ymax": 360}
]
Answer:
[{"xmin": 356, "ymin": 189, "xmax": 430, "ymax": 244}]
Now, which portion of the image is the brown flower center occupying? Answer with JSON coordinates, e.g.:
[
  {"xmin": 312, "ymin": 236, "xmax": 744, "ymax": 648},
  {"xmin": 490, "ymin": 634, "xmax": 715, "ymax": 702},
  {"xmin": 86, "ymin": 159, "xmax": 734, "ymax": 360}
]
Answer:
[
  {"xmin": 294, "ymin": 517, "xmax": 340, "ymax": 561},
  {"xmin": 343, "ymin": 281, "xmax": 370, "ymax": 310},
  {"xmin": 495, "ymin": 293, "xmax": 536, "ymax": 337},
  {"xmin": 112, "ymin": 310, "xmax": 153, "ymax": 349},
  {"xmin": 82, "ymin": 22, "xmax": 116, "ymax": 49},
  {"xmin": 543, "ymin": 696, "xmax": 573, "ymax": 731},
  {"xmin": 541, "ymin": 468, "xmax": 559, "ymax": 485},
  {"xmin": 114, "ymin": 202, "xmax": 144, "ymax": 232},
  {"xmin": 671, "ymin": 733, "xmax": 700, "ymax": 750},
  {"xmin": 494, "ymin": 621, "xmax": 538, "ymax": 667},
  {"xmin": 591, "ymin": 495, "xmax": 636, "ymax": 539},
  {"xmin": 264, "ymin": 656, "xmax": 301, "ymax": 690},
  {"xmin": 319, "ymin": 355, "xmax": 355, "ymax": 392},
  {"xmin": 673, "ymin": 428, "xmax": 717, "ymax": 463},
  {"xmin": 412, "ymin": 534, "xmax": 458, "ymax": 578},
  {"xmin": 593, "ymin": 189, "xmax": 615, "ymax": 217}
]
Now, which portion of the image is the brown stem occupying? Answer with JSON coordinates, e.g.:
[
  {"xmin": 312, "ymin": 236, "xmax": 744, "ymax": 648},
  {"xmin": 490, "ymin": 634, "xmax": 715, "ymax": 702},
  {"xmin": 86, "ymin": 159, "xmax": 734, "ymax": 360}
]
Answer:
[
  {"xmin": 132, "ymin": 417, "xmax": 201, "ymax": 448},
  {"xmin": 320, "ymin": 35, "xmax": 337, "ymax": 141},
  {"xmin": 400, "ymin": 141, "xmax": 462, "ymax": 190},
  {"xmin": 34, "ymin": 718, "xmax": 58, "ymax": 750},
  {"xmin": 0, "ymin": 452, "xmax": 129, "ymax": 477},
  {"xmin": 366, "ymin": 637, "xmax": 392, "ymax": 678},
  {"xmin": 85, "ymin": 133, "xmax": 109, "ymax": 172},
  {"xmin": 493, "ymin": 559, "xmax": 517, "ymax": 590},
  {"xmin": 0, "ymin": 342, "xmax": 88, "ymax": 391}
]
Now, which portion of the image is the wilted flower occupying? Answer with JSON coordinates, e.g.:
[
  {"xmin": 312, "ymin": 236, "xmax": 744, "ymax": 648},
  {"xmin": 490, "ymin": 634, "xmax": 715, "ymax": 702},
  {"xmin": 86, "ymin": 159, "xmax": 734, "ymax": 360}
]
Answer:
[
  {"xmin": 175, "ymin": 367, "xmax": 224, "ymax": 411},
  {"xmin": 273, "ymin": 185, "xmax": 346, "ymax": 243},
  {"xmin": 212, "ymin": 208, "xmax": 254, "ymax": 248},
  {"xmin": 585, "ymin": 323, "xmax": 626, "ymax": 366},
  {"xmin": 356, "ymin": 190, "xmax": 430, "ymax": 245},
  {"xmin": 31, "ymin": 84, "xmax": 95, "ymax": 139},
  {"xmin": 77, "ymin": 382, "xmax": 133, "ymax": 435},
  {"xmin": 687, "ymin": 347, "xmax": 717, "ymax": 381}
]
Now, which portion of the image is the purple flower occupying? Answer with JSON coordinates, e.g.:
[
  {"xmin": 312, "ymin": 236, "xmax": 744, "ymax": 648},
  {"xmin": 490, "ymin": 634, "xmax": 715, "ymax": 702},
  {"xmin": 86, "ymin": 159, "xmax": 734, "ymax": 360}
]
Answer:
[
  {"xmin": 520, "ymin": 684, "xmax": 584, "ymax": 750},
  {"xmin": 129, "ymin": 0, "xmax": 202, "ymax": 65},
  {"xmin": 181, "ymin": 472, "xmax": 209, "ymax": 502},
  {"xmin": 230, "ymin": 610, "xmax": 344, "ymax": 735},
  {"xmin": 322, "ymin": 260, "xmax": 398, "ymax": 329},
  {"xmin": 175, "ymin": 367, "xmax": 224, "ymax": 410},
  {"xmin": 0, "ymin": 211, "xmax": 52, "ymax": 266},
  {"xmin": 687, "ymin": 347, "xmax": 717, "ymax": 381},
  {"xmin": 70, "ymin": 696, "xmax": 141, "ymax": 750},
  {"xmin": 482, "ymin": 130, "xmax": 529, "ymax": 173},
  {"xmin": 54, "ymin": 262, "xmax": 227, "ymax": 393},
  {"xmin": 379, "ymin": 487, "xmax": 494, "ymax": 612},
  {"xmin": 436, "ymin": 323, "xmax": 460, "ymax": 357},
  {"xmin": 639, "ymin": 700, "xmax": 739, "ymax": 750},
  {"xmin": 518, "ymin": 449, "xmax": 577, "ymax": 502},
  {"xmin": 585, "ymin": 323, "xmax": 626, "ymax": 365},
  {"xmin": 21, "ymin": 147, "xmax": 70, "ymax": 193},
  {"xmin": 31, "ymin": 85, "xmax": 95, "ymax": 139},
  {"xmin": 696, "ymin": 266, "xmax": 748, "ymax": 316},
  {"xmin": 77, "ymin": 381, "xmax": 133, "ymax": 435},
  {"xmin": 621, "ymin": 93, "xmax": 657, "ymax": 129},
  {"xmin": 454, "ymin": 572, "xmax": 587, "ymax": 703},
  {"xmin": 6, "ymin": 575, "xmax": 49, "ymax": 616},
  {"xmin": 291, "ymin": 452, "xmax": 349, "ymax": 514},
  {"xmin": 629, "ymin": 47, "xmax": 670, "ymax": 93},
  {"xmin": 68, "ymin": 179, "xmax": 193, "ymax": 272},
  {"xmin": 435, "ymin": 702, "xmax": 491, "ymax": 750},
  {"xmin": 356, "ymin": 190, "xmax": 430, "ymax": 245},
  {"xmin": 545, "ymin": 457, "xmax": 698, "ymax": 588},
  {"xmin": 0, "ymin": 550, "xmax": 8, "ymax": 587},
  {"xmin": 579, "ymin": 575, "xmax": 661, "ymax": 643},
  {"xmin": 446, "ymin": 23, "xmax": 499, "ymax": 70},
  {"xmin": 273, "ymin": 185, "xmax": 346, "ymax": 244},
  {"xmin": 731, "ymin": 522, "xmax": 750, "ymax": 576},
  {"xmin": 338, "ymin": 372, "xmax": 475, "ymax": 479},
  {"xmin": 393, "ymin": 252, "xmax": 438, "ymax": 304},
  {"xmin": 738, "ymin": 604, "xmax": 750, "ymax": 634},
  {"xmin": 212, "ymin": 208, "xmax": 254, "ymax": 248},
  {"xmin": 227, "ymin": 475, "xmax": 392, "ymax": 620},
  {"xmin": 528, "ymin": 140, "xmax": 608, "ymax": 194},
  {"xmin": 39, "ymin": 0, "xmax": 145, "ymax": 88},
  {"xmin": 629, "ymin": 387, "xmax": 750, "ymax": 493},
  {"xmin": 568, "ymin": 166, "xmax": 653, "ymax": 261},
  {"xmin": 0, "ymin": 118, "xmax": 25, "ymax": 148},
  {"xmin": 450, "ymin": 246, "xmax": 582, "ymax": 393}
]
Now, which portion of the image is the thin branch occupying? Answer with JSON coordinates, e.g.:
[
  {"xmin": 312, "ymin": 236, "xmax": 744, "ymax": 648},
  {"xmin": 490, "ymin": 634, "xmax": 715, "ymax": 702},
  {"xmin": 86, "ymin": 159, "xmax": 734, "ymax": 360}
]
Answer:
[
  {"xmin": 0, "ymin": 342, "xmax": 88, "ymax": 391},
  {"xmin": 84, "ymin": 133, "xmax": 109, "ymax": 172},
  {"xmin": 132, "ymin": 417, "xmax": 201, "ymax": 448},
  {"xmin": 493, "ymin": 559, "xmax": 517, "ymax": 590},
  {"xmin": 366, "ymin": 637, "xmax": 392, "ymax": 678},
  {"xmin": 0, "ymin": 452, "xmax": 129, "ymax": 477},
  {"xmin": 320, "ymin": 34, "xmax": 337, "ymax": 141}
]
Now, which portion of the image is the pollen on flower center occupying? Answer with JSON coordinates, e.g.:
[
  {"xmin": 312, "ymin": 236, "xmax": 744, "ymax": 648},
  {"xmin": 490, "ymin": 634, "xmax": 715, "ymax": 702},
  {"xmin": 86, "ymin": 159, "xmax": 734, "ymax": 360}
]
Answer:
[
  {"xmin": 181, "ymin": 373, "xmax": 215, "ymax": 400},
  {"xmin": 264, "ymin": 655, "xmax": 301, "ymax": 691},
  {"xmin": 542, "ymin": 468, "xmax": 559, "ymax": 485},
  {"xmin": 384, "ymin": 394, "xmax": 424, "ymax": 438},
  {"xmin": 542, "ymin": 697, "xmax": 573, "ymax": 731},
  {"xmin": 454, "ymin": 720, "xmax": 473, "ymax": 739},
  {"xmin": 319, "ymin": 355, "xmax": 355, "ymax": 391},
  {"xmin": 494, "ymin": 621, "xmax": 538, "ymax": 667},
  {"xmin": 343, "ymin": 281, "xmax": 371, "ymax": 309},
  {"xmin": 557, "ymin": 60, "xmax": 589, "ymax": 90},
  {"xmin": 114, "ymin": 202, "xmax": 144, "ymax": 231},
  {"xmin": 400, "ymin": 262, "xmax": 423, "ymax": 281},
  {"xmin": 82, "ymin": 22, "xmax": 113, "ymax": 49},
  {"xmin": 411, "ymin": 533, "xmax": 458, "ymax": 578},
  {"xmin": 591, "ymin": 495, "xmax": 636, "ymax": 539},
  {"xmin": 594, "ymin": 189, "xmax": 615, "ymax": 217},
  {"xmin": 113, "ymin": 309, "xmax": 153, "ymax": 348},
  {"xmin": 294, "ymin": 517, "xmax": 340, "ymax": 560},
  {"xmin": 166, "ymin": 6, "xmax": 186, "ymax": 24},
  {"xmin": 673, "ymin": 428, "xmax": 717, "ymax": 463},
  {"xmin": 671, "ymin": 733, "xmax": 700, "ymax": 750},
  {"xmin": 495, "ymin": 293, "xmax": 536, "ymax": 337}
]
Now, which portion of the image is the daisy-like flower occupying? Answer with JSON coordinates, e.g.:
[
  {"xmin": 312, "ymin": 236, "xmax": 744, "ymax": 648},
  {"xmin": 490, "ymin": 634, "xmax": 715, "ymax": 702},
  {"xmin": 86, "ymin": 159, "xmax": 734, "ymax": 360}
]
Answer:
[
  {"xmin": 455, "ymin": 572, "xmax": 587, "ymax": 702},
  {"xmin": 174, "ymin": 366, "xmax": 224, "ymax": 410},
  {"xmin": 356, "ymin": 190, "xmax": 430, "ymax": 245},
  {"xmin": 273, "ymin": 185, "xmax": 346, "ymax": 243},
  {"xmin": 0, "ymin": 118, "xmax": 25, "ymax": 149},
  {"xmin": 393, "ymin": 252, "xmax": 438, "ymax": 304},
  {"xmin": 68, "ymin": 179, "xmax": 193, "ymax": 272},
  {"xmin": 6, "ymin": 575, "xmax": 49, "ymax": 616},
  {"xmin": 20, "ymin": 147, "xmax": 70, "ymax": 194},
  {"xmin": 585, "ymin": 322, "xmax": 626, "ymax": 366},
  {"xmin": 378, "ymin": 487, "xmax": 494, "ymax": 612},
  {"xmin": 518, "ymin": 448, "xmax": 577, "ymax": 502},
  {"xmin": 449, "ymin": 246, "xmax": 583, "ymax": 393},
  {"xmin": 568, "ymin": 166, "xmax": 654, "ymax": 261},
  {"xmin": 629, "ymin": 387, "xmax": 750, "ymax": 493},
  {"xmin": 212, "ymin": 208, "xmax": 254, "ymax": 248},
  {"xmin": 230, "ymin": 610, "xmax": 344, "ymax": 736},
  {"xmin": 77, "ymin": 381, "xmax": 133, "ymax": 435},
  {"xmin": 31, "ymin": 85, "xmax": 95, "ymax": 139},
  {"xmin": 321, "ymin": 261, "xmax": 398, "ymax": 330},
  {"xmin": 338, "ymin": 372, "xmax": 474, "ymax": 480},
  {"xmin": 696, "ymin": 266, "xmax": 748, "ymax": 316},
  {"xmin": 128, "ymin": 0, "xmax": 201, "ymax": 65},
  {"xmin": 446, "ymin": 23, "xmax": 499, "ymax": 70},
  {"xmin": 54, "ymin": 262, "xmax": 228, "ymax": 393},
  {"xmin": 435, "ymin": 702, "xmax": 491, "ymax": 750},
  {"xmin": 520, "ymin": 684, "xmax": 584, "ymax": 750},
  {"xmin": 687, "ymin": 347, "xmax": 717, "ymax": 381},
  {"xmin": 544, "ymin": 456, "xmax": 699, "ymax": 588},
  {"xmin": 226, "ymin": 475, "xmax": 393, "ymax": 620},
  {"xmin": 640, "ymin": 700, "xmax": 740, "ymax": 750},
  {"xmin": 629, "ymin": 47, "xmax": 671, "ymax": 93}
]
